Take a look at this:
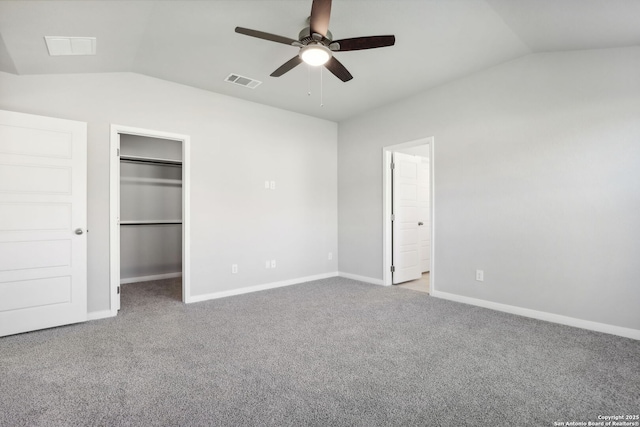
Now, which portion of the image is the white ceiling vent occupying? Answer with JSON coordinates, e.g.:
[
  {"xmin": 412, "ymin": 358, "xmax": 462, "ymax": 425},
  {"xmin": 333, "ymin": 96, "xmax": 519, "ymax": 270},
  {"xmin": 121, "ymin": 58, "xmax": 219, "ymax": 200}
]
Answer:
[
  {"xmin": 225, "ymin": 74, "xmax": 262, "ymax": 89},
  {"xmin": 44, "ymin": 37, "xmax": 96, "ymax": 56}
]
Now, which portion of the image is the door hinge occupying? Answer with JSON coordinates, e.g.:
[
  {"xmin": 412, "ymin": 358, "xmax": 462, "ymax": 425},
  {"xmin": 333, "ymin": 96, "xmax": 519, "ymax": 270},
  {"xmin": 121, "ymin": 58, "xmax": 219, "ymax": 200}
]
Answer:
[
  {"xmin": 391, "ymin": 265, "xmax": 395, "ymax": 273},
  {"xmin": 391, "ymin": 214, "xmax": 395, "ymax": 221},
  {"xmin": 117, "ymin": 148, "xmax": 120, "ymax": 156},
  {"xmin": 117, "ymin": 286, "xmax": 120, "ymax": 295},
  {"xmin": 390, "ymin": 162, "xmax": 395, "ymax": 170}
]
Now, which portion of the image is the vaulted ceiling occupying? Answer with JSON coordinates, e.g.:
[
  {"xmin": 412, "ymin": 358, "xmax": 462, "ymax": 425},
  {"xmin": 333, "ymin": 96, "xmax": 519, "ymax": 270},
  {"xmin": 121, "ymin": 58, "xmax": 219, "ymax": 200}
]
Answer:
[{"xmin": 0, "ymin": 0, "xmax": 638, "ymax": 121}]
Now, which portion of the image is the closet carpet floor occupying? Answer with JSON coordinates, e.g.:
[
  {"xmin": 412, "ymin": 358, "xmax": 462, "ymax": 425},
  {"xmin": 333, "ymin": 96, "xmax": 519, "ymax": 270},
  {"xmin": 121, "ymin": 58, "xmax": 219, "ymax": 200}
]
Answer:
[{"xmin": 1, "ymin": 277, "xmax": 639, "ymax": 426}]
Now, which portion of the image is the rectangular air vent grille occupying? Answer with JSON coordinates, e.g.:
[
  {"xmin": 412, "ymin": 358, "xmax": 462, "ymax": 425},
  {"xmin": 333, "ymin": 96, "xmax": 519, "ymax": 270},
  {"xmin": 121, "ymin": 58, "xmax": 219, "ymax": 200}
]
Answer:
[{"xmin": 225, "ymin": 74, "xmax": 262, "ymax": 89}]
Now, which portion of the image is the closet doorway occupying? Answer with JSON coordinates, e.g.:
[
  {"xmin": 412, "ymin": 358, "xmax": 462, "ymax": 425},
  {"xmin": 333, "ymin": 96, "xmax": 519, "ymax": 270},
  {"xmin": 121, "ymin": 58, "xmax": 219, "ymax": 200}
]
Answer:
[{"xmin": 109, "ymin": 125, "xmax": 191, "ymax": 314}]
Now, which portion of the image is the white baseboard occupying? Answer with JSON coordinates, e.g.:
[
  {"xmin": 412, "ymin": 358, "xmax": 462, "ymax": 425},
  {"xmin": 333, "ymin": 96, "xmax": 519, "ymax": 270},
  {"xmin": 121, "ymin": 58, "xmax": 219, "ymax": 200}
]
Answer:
[
  {"xmin": 432, "ymin": 290, "xmax": 640, "ymax": 340},
  {"xmin": 121, "ymin": 272, "xmax": 182, "ymax": 285},
  {"xmin": 186, "ymin": 271, "xmax": 339, "ymax": 304},
  {"xmin": 86, "ymin": 310, "xmax": 115, "ymax": 321},
  {"xmin": 338, "ymin": 271, "xmax": 385, "ymax": 286}
]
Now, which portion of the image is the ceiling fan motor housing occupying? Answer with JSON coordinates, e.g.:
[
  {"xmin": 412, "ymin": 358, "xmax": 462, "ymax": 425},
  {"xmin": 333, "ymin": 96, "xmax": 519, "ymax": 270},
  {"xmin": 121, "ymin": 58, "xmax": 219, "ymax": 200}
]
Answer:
[{"xmin": 298, "ymin": 27, "xmax": 333, "ymax": 45}]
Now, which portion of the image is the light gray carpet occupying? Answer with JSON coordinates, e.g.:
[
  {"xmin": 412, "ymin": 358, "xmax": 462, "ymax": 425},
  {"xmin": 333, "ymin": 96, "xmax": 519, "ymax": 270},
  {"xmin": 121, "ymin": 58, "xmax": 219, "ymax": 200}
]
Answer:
[{"xmin": 1, "ymin": 277, "xmax": 639, "ymax": 426}]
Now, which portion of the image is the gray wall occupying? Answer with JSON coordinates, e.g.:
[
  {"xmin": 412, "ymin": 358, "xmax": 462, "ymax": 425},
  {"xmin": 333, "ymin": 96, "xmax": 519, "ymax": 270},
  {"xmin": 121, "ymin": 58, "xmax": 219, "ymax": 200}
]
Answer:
[
  {"xmin": 119, "ymin": 134, "xmax": 183, "ymax": 280},
  {"xmin": 0, "ymin": 71, "xmax": 338, "ymax": 313},
  {"xmin": 338, "ymin": 47, "xmax": 640, "ymax": 330},
  {"xmin": 120, "ymin": 224, "xmax": 182, "ymax": 279}
]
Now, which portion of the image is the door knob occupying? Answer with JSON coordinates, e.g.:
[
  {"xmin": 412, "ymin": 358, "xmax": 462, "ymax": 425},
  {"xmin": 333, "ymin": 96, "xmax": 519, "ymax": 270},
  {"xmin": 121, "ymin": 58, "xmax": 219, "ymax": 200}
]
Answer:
[
  {"xmin": 75, "ymin": 228, "xmax": 84, "ymax": 235},
  {"xmin": 418, "ymin": 222, "xmax": 424, "ymax": 226}
]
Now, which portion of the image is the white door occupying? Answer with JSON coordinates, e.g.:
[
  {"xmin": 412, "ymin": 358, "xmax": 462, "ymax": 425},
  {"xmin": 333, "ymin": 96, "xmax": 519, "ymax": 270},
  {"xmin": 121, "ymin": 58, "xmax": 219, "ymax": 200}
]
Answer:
[
  {"xmin": 392, "ymin": 152, "xmax": 421, "ymax": 284},
  {"xmin": 418, "ymin": 157, "xmax": 430, "ymax": 272},
  {"xmin": 0, "ymin": 110, "xmax": 87, "ymax": 337}
]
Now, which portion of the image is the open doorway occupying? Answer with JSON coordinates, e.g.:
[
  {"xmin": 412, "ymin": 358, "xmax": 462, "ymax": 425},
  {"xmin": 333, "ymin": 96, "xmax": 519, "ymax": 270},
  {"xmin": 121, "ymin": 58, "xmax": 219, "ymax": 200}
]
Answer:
[
  {"xmin": 382, "ymin": 137, "xmax": 434, "ymax": 293},
  {"xmin": 109, "ymin": 125, "xmax": 191, "ymax": 315}
]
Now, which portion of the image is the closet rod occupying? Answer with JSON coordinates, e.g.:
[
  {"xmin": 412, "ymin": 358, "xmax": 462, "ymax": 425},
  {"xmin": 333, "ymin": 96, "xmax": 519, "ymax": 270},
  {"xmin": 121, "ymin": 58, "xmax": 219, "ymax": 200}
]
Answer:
[
  {"xmin": 120, "ymin": 155, "xmax": 182, "ymax": 167},
  {"xmin": 120, "ymin": 221, "xmax": 182, "ymax": 225}
]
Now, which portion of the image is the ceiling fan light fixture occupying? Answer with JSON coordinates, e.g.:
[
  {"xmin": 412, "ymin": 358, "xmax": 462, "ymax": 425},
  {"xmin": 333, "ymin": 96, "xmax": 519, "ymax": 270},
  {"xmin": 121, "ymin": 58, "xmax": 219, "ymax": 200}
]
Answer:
[{"xmin": 300, "ymin": 44, "xmax": 332, "ymax": 66}]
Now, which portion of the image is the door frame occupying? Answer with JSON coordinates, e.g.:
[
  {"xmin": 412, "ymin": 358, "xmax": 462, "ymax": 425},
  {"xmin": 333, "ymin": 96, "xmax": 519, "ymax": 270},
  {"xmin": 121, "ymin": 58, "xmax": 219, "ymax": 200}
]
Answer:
[
  {"xmin": 382, "ymin": 137, "xmax": 435, "ymax": 290},
  {"xmin": 109, "ymin": 124, "xmax": 191, "ymax": 315}
]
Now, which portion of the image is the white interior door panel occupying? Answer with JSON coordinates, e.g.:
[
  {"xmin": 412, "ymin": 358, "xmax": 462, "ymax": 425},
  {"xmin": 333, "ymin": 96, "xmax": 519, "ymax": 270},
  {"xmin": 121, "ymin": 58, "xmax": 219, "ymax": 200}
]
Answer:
[
  {"xmin": 0, "ymin": 110, "xmax": 87, "ymax": 337},
  {"xmin": 418, "ymin": 157, "xmax": 430, "ymax": 272},
  {"xmin": 392, "ymin": 152, "xmax": 421, "ymax": 284}
]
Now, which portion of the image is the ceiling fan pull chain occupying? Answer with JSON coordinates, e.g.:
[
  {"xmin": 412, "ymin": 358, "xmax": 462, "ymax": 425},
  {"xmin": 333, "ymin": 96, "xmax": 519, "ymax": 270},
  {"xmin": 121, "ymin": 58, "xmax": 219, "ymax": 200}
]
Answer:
[
  {"xmin": 320, "ymin": 66, "xmax": 324, "ymax": 107},
  {"xmin": 308, "ymin": 63, "xmax": 311, "ymax": 96}
]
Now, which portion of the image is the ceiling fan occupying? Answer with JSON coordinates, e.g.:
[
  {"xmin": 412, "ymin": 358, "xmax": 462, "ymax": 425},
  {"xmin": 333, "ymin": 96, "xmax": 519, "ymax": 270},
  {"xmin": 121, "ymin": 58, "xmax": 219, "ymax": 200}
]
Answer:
[{"xmin": 235, "ymin": 0, "xmax": 395, "ymax": 82}]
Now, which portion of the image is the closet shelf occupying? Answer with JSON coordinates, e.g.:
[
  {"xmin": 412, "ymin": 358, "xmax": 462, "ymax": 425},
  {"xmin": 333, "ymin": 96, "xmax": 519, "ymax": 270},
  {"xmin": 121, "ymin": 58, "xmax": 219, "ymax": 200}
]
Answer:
[
  {"xmin": 120, "ymin": 177, "xmax": 182, "ymax": 185},
  {"xmin": 120, "ymin": 155, "xmax": 182, "ymax": 167},
  {"xmin": 120, "ymin": 220, "xmax": 182, "ymax": 225}
]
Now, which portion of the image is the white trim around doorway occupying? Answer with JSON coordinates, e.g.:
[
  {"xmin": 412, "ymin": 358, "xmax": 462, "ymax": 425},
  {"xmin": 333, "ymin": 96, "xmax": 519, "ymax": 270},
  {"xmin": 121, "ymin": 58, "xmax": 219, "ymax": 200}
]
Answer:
[
  {"xmin": 382, "ymin": 137, "xmax": 435, "ymax": 291},
  {"xmin": 109, "ymin": 124, "xmax": 192, "ymax": 316}
]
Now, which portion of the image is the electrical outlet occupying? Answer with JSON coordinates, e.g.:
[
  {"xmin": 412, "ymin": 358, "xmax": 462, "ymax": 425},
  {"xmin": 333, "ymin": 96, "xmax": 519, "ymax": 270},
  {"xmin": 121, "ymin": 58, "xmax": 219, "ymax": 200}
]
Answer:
[
  {"xmin": 232, "ymin": 264, "xmax": 238, "ymax": 274},
  {"xmin": 265, "ymin": 261, "xmax": 270, "ymax": 269},
  {"xmin": 328, "ymin": 252, "xmax": 333, "ymax": 260},
  {"xmin": 476, "ymin": 270, "xmax": 484, "ymax": 282},
  {"xmin": 270, "ymin": 181, "xmax": 276, "ymax": 190},
  {"xmin": 271, "ymin": 260, "xmax": 276, "ymax": 268}
]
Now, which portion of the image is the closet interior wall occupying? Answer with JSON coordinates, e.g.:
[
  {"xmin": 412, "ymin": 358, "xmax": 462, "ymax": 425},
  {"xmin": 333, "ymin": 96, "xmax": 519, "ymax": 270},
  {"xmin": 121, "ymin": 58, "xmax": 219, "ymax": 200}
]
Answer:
[{"xmin": 119, "ymin": 134, "xmax": 182, "ymax": 283}]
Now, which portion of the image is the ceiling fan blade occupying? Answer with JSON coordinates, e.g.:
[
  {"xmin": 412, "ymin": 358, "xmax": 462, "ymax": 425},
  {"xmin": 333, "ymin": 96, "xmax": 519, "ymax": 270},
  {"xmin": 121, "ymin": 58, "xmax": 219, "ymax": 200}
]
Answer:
[
  {"xmin": 324, "ymin": 56, "xmax": 353, "ymax": 82},
  {"xmin": 271, "ymin": 56, "xmax": 304, "ymax": 77},
  {"xmin": 235, "ymin": 27, "xmax": 299, "ymax": 46},
  {"xmin": 310, "ymin": 0, "xmax": 332, "ymax": 38},
  {"xmin": 331, "ymin": 35, "xmax": 396, "ymax": 51}
]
